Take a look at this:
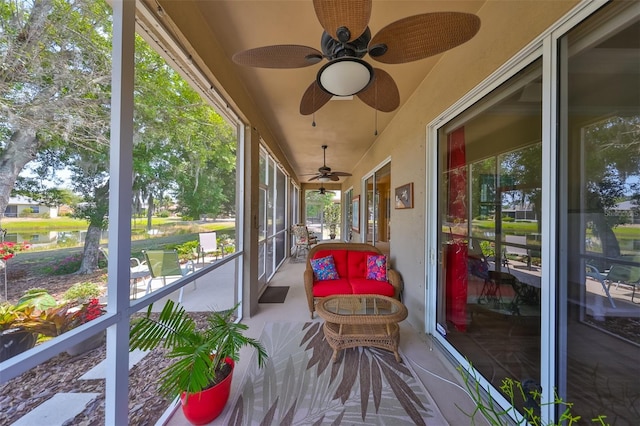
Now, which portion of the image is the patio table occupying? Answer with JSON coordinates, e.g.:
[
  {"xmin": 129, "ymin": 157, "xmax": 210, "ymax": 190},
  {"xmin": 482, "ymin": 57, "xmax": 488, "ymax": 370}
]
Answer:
[{"xmin": 316, "ymin": 294, "xmax": 408, "ymax": 362}]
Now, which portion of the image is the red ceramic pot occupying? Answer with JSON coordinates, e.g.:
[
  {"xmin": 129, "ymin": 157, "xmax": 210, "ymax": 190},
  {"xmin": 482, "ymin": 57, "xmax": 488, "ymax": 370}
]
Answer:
[{"xmin": 180, "ymin": 358, "xmax": 234, "ymax": 425}]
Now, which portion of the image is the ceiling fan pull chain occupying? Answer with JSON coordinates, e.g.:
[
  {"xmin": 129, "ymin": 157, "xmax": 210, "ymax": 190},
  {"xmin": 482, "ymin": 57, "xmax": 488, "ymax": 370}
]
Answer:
[
  {"xmin": 374, "ymin": 83, "xmax": 378, "ymax": 136},
  {"xmin": 312, "ymin": 88, "xmax": 316, "ymax": 127},
  {"xmin": 374, "ymin": 110, "xmax": 378, "ymax": 136}
]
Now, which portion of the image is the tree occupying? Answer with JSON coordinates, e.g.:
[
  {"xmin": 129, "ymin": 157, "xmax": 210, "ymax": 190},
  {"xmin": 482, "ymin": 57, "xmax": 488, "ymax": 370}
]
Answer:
[
  {"xmin": 582, "ymin": 116, "xmax": 640, "ymax": 258},
  {"xmin": 324, "ymin": 202, "xmax": 340, "ymax": 238},
  {"xmin": 1, "ymin": 0, "xmax": 238, "ymax": 274},
  {"xmin": 0, "ymin": 0, "xmax": 113, "ymax": 225}
]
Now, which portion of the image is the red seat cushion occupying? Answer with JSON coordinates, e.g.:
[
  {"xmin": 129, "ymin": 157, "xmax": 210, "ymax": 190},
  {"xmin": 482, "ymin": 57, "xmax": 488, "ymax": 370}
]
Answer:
[
  {"xmin": 312, "ymin": 278, "xmax": 353, "ymax": 297},
  {"xmin": 349, "ymin": 278, "xmax": 395, "ymax": 297}
]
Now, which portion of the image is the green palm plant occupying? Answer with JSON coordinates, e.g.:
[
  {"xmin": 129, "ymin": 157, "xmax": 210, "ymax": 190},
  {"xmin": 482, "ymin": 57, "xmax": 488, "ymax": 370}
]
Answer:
[{"xmin": 129, "ymin": 300, "xmax": 267, "ymax": 400}]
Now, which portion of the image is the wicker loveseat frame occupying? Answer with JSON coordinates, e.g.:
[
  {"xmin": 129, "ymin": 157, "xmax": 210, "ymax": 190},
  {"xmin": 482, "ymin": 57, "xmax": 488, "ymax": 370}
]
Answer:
[{"xmin": 304, "ymin": 242, "xmax": 403, "ymax": 318}]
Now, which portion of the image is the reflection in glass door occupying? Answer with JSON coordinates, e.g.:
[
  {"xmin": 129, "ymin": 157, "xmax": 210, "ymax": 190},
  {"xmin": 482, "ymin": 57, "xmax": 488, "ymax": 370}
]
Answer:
[
  {"xmin": 559, "ymin": 5, "xmax": 639, "ymax": 422},
  {"xmin": 437, "ymin": 59, "xmax": 543, "ymax": 417},
  {"xmin": 364, "ymin": 162, "xmax": 391, "ymax": 252},
  {"xmin": 258, "ymin": 186, "xmax": 267, "ymax": 288}
]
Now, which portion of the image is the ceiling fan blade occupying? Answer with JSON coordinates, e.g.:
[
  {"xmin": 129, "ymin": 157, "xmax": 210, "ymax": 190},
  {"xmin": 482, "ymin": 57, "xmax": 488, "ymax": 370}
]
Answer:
[
  {"xmin": 330, "ymin": 171, "xmax": 352, "ymax": 177},
  {"xmin": 232, "ymin": 45, "xmax": 323, "ymax": 68},
  {"xmin": 369, "ymin": 12, "xmax": 480, "ymax": 64},
  {"xmin": 357, "ymin": 68, "xmax": 400, "ymax": 112},
  {"xmin": 329, "ymin": 174, "xmax": 340, "ymax": 181},
  {"xmin": 300, "ymin": 81, "xmax": 333, "ymax": 115},
  {"xmin": 308, "ymin": 175, "xmax": 321, "ymax": 181},
  {"xmin": 313, "ymin": 0, "xmax": 371, "ymax": 42}
]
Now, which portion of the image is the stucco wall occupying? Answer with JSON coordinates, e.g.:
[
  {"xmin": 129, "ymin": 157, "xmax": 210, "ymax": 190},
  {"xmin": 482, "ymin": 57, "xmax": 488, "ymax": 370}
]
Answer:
[{"xmin": 342, "ymin": 0, "xmax": 578, "ymax": 331}]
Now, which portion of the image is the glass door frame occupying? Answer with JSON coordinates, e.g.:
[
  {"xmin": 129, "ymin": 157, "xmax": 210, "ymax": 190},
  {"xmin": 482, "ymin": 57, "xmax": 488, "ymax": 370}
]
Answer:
[
  {"xmin": 425, "ymin": 3, "xmax": 606, "ymax": 423},
  {"xmin": 359, "ymin": 158, "xmax": 391, "ymax": 246}
]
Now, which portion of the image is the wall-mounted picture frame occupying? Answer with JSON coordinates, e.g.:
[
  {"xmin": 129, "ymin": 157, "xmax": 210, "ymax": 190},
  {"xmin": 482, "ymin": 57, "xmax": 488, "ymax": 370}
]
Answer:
[
  {"xmin": 351, "ymin": 195, "xmax": 360, "ymax": 232},
  {"xmin": 395, "ymin": 183, "xmax": 414, "ymax": 209}
]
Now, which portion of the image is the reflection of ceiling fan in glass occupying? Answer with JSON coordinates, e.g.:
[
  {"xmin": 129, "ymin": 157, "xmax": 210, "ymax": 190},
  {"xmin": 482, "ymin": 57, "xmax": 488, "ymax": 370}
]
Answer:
[
  {"xmin": 303, "ymin": 145, "xmax": 352, "ymax": 182},
  {"xmin": 232, "ymin": 0, "xmax": 480, "ymax": 115}
]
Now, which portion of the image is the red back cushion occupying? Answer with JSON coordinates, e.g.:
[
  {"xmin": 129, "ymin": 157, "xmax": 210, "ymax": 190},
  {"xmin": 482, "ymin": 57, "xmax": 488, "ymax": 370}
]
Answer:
[
  {"xmin": 312, "ymin": 250, "xmax": 348, "ymax": 278},
  {"xmin": 346, "ymin": 251, "xmax": 380, "ymax": 279},
  {"xmin": 312, "ymin": 249, "xmax": 382, "ymax": 280}
]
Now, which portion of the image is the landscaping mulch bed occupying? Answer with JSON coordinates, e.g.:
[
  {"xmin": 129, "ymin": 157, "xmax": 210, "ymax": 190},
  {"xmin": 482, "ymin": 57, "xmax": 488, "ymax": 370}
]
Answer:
[
  {"xmin": 0, "ymin": 247, "xmax": 212, "ymax": 425},
  {"xmin": 0, "ymin": 307, "xmax": 213, "ymax": 425}
]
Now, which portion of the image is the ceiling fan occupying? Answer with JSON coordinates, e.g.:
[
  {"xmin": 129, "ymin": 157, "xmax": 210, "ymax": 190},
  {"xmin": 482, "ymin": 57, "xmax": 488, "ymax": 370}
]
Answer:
[
  {"xmin": 232, "ymin": 0, "xmax": 480, "ymax": 115},
  {"xmin": 313, "ymin": 187, "xmax": 334, "ymax": 195},
  {"xmin": 305, "ymin": 145, "xmax": 352, "ymax": 182}
]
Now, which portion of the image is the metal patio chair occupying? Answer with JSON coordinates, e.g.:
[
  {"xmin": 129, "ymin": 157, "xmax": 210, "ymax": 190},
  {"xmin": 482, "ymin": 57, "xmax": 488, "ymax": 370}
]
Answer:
[
  {"xmin": 142, "ymin": 249, "xmax": 195, "ymax": 303},
  {"xmin": 99, "ymin": 247, "xmax": 150, "ymax": 299}
]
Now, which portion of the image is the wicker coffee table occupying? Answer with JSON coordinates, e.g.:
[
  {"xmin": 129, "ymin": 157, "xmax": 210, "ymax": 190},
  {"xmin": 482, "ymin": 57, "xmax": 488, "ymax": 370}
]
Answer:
[{"xmin": 316, "ymin": 294, "xmax": 408, "ymax": 362}]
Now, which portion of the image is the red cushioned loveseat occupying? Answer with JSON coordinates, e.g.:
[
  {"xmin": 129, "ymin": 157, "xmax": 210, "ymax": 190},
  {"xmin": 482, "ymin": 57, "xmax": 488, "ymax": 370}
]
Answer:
[{"xmin": 304, "ymin": 242, "xmax": 403, "ymax": 318}]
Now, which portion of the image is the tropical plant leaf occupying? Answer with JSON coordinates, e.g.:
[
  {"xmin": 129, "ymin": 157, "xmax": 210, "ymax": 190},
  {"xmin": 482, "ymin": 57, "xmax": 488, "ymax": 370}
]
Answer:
[
  {"xmin": 300, "ymin": 321, "xmax": 319, "ymax": 345},
  {"xmin": 262, "ymin": 357, "xmax": 277, "ymax": 412},
  {"xmin": 359, "ymin": 350, "xmax": 371, "ymax": 420},
  {"xmin": 371, "ymin": 357, "xmax": 383, "ymax": 412},
  {"xmin": 380, "ymin": 362, "xmax": 427, "ymax": 426},
  {"xmin": 261, "ymin": 396, "xmax": 279, "ymax": 425},
  {"xmin": 128, "ymin": 300, "xmax": 268, "ymax": 399},
  {"xmin": 333, "ymin": 349, "xmax": 358, "ymax": 403},
  {"xmin": 280, "ymin": 397, "xmax": 297, "ymax": 425},
  {"xmin": 303, "ymin": 322, "xmax": 331, "ymax": 374},
  {"xmin": 227, "ymin": 395, "xmax": 243, "ymax": 426}
]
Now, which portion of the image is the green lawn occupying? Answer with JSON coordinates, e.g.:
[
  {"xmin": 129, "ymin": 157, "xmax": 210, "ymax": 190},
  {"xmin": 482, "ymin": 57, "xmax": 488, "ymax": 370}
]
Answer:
[
  {"xmin": 2, "ymin": 216, "xmax": 194, "ymax": 231},
  {"xmin": 1, "ymin": 217, "xmax": 236, "ymax": 255}
]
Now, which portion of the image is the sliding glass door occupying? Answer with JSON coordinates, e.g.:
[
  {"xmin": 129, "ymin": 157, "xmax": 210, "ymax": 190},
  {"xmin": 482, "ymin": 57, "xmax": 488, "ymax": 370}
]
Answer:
[
  {"xmin": 558, "ymin": 5, "xmax": 640, "ymax": 422},
  {"xmin": 364, "ymin": 162, "xmax": 391, "ymax": 252}
]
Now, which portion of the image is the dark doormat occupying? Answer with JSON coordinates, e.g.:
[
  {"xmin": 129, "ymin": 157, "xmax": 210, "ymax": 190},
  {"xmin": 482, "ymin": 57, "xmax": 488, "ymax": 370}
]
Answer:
[{"xmin": 259, "ymin": 286, "xmax": 290, "ymax": 303}]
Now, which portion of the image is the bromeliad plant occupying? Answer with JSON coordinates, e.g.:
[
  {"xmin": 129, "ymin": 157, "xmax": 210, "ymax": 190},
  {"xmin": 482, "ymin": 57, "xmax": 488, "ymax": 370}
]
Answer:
[
  {"xmin": 0, "ymin": 288, "xmax": 105, "ymax": 338},
  {"xmin": 0, "ymin": 289, "xmax": 58, "ymax": 335},
  {"xmin": 129, "ymin": 300, "xmax": 268, "ymax": 400}
]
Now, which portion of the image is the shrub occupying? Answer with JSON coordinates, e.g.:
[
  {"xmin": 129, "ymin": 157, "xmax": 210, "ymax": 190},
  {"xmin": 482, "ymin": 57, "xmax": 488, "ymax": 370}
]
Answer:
[
  {"xmin": 19, "ymin": 208, "xmax": 35, "ymax": 217},
  {"xmin": 46, "ymin": 254, "xmax": 82, "ymax": 275},
  {"xmin": 480, "ymin": 240, "xmax": 495, "ymax": 258},
  {"xmin": 63, "ymin": 282, "xmax": 102, "ymax": 303},
  {"xmin": 173, "ymin": 240, "xmax": 198, "ymax": 261}
]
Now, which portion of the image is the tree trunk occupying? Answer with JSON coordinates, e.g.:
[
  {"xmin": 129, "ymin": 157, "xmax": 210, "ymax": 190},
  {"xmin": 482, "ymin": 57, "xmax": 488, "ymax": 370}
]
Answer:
[
  {"xmin": 146, "ymin": 193, "xmax": 154, "ymax": 231},
  {"xmin": 77, "ymin": 183, "xmax": 109, "ymax": 274},
  {"xmin": 78, "ymin": 225, "xmax": 103, "ymax": 274},
  {"xmin": 589, "ymin": 212, "xmax": 621, "ymax": 260},
  {"xmin": 0, "ymin": 130, "xmax": 39, "ymax": 226}
]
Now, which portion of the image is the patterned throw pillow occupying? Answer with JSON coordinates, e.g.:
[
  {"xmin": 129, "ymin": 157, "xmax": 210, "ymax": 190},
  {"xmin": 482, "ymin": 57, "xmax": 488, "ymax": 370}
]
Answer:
[
  {"xmin": 366, "ymin": 255, "xmax": 387, "ymax": 281},
  {"xmin": 311, "ymin": 255, "xmax": 340, "ymax": 280}
]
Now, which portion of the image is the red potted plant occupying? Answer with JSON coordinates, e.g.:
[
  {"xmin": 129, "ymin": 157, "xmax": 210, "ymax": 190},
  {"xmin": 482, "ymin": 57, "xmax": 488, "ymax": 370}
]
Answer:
[{"xmin": 129, "ymin": 300, "xmax": 267, "ymax": 425}]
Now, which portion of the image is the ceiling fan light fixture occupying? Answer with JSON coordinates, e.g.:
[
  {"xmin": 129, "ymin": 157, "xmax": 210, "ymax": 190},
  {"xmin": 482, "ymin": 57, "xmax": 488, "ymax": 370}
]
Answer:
[
  {"xmin": 318, "ymin": 176, "xmax": 331, "ymax": 183},
  {"xmin": 317, "ymin": 57, "xmax": 373, "ymax": 96}
]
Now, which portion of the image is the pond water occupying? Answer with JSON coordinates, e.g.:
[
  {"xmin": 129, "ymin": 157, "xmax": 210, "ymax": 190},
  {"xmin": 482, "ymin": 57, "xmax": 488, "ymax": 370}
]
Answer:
[
  {"xmin": 4, "ymin": 230, "xmax": 109, "ymax": 248},
  {"xmin": 3, "ymin": 228, "xmax": 169, "ymax": 249}
]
